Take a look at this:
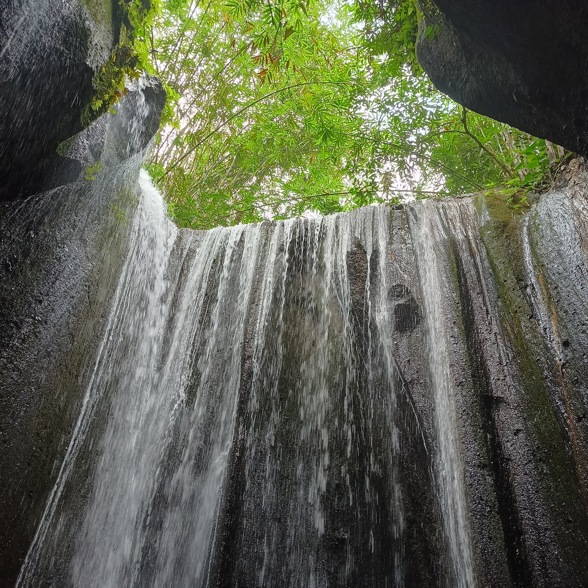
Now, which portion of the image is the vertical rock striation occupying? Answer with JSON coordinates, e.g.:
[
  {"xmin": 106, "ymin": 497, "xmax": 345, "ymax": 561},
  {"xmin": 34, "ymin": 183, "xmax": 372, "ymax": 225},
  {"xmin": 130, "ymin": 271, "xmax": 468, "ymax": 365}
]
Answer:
[{"xmin": 1, "ymin": 1, "xmax": 588, "ymax": 586}]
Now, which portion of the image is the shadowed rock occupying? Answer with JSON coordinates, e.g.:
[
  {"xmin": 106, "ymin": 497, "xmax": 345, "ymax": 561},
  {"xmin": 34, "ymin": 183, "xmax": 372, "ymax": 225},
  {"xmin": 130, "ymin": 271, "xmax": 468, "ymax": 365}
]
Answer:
[{"xmin": 417, "ymin": 0, "xmax": 588, "ymax": 156}]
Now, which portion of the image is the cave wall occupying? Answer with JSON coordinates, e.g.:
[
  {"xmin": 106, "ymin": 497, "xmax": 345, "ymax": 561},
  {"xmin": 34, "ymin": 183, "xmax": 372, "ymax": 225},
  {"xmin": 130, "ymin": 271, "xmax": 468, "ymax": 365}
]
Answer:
[
  {"xmin": 0, "ymin": 79, "xmax": 165, "ymax": 585},
  {"xmin": 412, "ymin": 175, "xmax": 588, "ymax": 586},
  {"xmin": 0, "ymin": 0, "xmax": 165, "ymax": 580},
  {"xmin": 416, "ymin": 0, "xmax": 588, "ymax": 156},
  {"xmin": 1, "ymin": 0, "xmax": 588, "ymax": 585},
  {"xmin": 0, "ymin": 0, "xmax": 127, "ymax": 201},
  {"xmin": 9, "ymin": 172, "xmax": 588, "ymax": 588}
]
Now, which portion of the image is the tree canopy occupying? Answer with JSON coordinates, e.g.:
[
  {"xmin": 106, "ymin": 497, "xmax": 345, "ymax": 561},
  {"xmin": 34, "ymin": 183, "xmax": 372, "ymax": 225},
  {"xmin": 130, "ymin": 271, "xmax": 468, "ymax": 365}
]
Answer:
[{"xmin": 129, "ymin": 0, "xmax": 568, "ymax": 229}]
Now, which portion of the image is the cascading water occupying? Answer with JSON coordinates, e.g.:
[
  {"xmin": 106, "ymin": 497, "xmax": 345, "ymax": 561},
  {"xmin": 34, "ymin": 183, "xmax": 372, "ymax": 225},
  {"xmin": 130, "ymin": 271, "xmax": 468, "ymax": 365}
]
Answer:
[
  {"xmin": 408, "ymin": 201, "xmax": 475, "ymax": 588},
  {"xmin": 4, "ymin": 3, "xmax": 588, "ymax": 579},
  {"xmin": 16, "ymin": 172, "xmax": 460, "ymax": 587},
  {"xmin": 15, "ymin": 165, "xmax": 588, "ymax": 586},
  {"xmin": 17, "ymin": 172, "xmax": 178, "ymax": 587}
]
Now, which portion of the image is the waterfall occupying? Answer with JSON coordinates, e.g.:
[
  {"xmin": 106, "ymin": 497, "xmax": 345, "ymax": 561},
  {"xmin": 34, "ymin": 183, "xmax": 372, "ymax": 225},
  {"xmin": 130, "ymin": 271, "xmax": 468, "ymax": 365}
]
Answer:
[
  {"xmin": 17, "ymin": 171, "xmax": 178, "ymax": 587},
  {"xmin": 17, "ymin": 173, "xmax": 444, "ymax": 587},
  {"xmin": 19, "ymin": 171, "xmax": 588, "ymax": 587},
  {"xmin": 408, "ymin": 201, "xmax": 475, "ymax": 588}
]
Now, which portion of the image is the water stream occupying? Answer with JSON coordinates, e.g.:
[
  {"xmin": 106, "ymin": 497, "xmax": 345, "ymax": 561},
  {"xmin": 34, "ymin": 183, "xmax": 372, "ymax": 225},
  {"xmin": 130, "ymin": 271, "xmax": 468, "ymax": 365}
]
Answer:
[{"xmin": 18, "ymin": 174, "xmax": 478, "ymax": 587}]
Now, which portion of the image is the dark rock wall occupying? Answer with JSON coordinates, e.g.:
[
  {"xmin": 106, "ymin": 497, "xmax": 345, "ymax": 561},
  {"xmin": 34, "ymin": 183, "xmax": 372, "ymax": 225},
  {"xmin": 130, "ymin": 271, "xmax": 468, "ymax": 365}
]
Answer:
[
  {"xmin": 0, "ymin": 169, "xmax": 135, "ymax": 585},
  {"xmin": 0, "ymin": 77, "xmax": 165, "ymax": 585},
  {"xmin": 0, "ymin": 0, "xmax": 165, "ymax": 583},
  {"xmin": 1, "ymin": 0, "xmax": 588, "ymax": 586},
  {"xmin": 416, "ymin": 0, "xmax": 588, "ymax": 156},
  {"xmin": 417, "ymin": 184, "xmax": 588, "ymax": 586},
  {"xmin": 0, "ymin": 0, "xmax": 123, "ymax": 201},
  {"xmin": 473, "ymin": 182, "xmax": 588, "ymax": 586}
]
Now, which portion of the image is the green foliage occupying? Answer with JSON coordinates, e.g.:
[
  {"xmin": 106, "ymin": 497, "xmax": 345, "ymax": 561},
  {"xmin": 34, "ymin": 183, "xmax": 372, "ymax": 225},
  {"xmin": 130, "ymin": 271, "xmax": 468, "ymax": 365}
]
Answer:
[
  {"xmin": 145, "ymin": 0, "xmax": 372, "ymax": 226},
  {"xmin": 136, "ymin": 0, "xmax": 569, "ymax": 229},
  {"xmin": 111, "ymin": 203, "xmax": 130, "ymax": 225},
  {"xmin": 484, "ymin": 187, "xmax": 529, "ymax": 213},
  {"xmin": 351, "ymin": 0, "xmax": 421, "ymax": 78},
  {"xmin": 84, "ymin": 161, "xmax": 103, "ymax": 181},
  {"xmin": 82, "ymin": 0, "xmax": 159, "ymax": 125}
]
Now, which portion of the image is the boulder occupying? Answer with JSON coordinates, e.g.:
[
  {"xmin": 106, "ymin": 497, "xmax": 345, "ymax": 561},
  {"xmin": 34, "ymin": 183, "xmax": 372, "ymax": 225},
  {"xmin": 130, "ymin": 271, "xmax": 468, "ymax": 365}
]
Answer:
[
  {"xmin": 0, "ymin": 0, "xmax": 124, "ymax": 201},
  {"xmin": 417, "ymin": 0, "xmax": 588, "ymax": 155}
]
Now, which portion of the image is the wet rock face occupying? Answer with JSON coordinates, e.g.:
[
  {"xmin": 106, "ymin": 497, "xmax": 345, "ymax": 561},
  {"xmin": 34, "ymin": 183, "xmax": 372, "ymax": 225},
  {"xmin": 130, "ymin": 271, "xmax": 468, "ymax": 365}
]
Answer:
[
  {"xmin": 417, "ymin": 0, "xmax": 588, "ymax": 155},
  {"xmin": 9, "ymin": 176, "xmax": 588, "ymax": 588},
  {"xmin": 0, "ymin": 78, "xmax": 165, "ymax": 584},
  {"xmin": 0, "ymin": 0, "xmax": 165, "ymax": 580},
  {"xmin": 0, "ymin": 0, "xmax": 121, "ymax": 201}
]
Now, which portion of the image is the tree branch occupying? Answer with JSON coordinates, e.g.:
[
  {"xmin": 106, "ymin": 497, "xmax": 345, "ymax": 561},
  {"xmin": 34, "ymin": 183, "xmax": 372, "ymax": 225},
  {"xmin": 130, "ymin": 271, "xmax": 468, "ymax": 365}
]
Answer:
[{"xmin": 460, "ymin": 106, "xmax": 515, "ymax": 176}]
